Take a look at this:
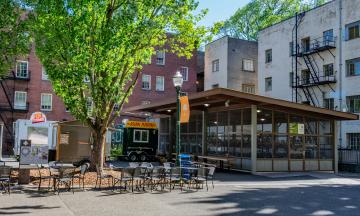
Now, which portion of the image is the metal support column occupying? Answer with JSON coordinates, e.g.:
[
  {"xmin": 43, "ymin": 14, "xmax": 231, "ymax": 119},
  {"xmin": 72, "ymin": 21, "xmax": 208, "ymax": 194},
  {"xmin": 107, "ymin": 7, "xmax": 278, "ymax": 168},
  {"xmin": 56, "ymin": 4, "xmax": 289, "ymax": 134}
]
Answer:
[{"xmin": 251, "ymin": 105, "xmax": 257, "ymax": 174}]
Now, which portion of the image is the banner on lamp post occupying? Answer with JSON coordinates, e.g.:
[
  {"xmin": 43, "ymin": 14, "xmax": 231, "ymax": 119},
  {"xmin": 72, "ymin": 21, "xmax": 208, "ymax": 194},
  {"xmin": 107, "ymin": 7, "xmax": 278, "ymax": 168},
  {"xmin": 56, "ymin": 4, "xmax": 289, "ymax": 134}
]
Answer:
[{"xmin": 180, "ymin": 96, "xmax": 190, "ymax": 123}]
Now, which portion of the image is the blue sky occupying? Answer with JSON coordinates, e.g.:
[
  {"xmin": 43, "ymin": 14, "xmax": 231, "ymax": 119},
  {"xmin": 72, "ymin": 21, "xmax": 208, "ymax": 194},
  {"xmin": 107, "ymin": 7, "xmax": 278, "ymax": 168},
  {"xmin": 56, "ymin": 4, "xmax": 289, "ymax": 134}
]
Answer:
[{"xmin": 196, "ymin": 0, "xmax": 251, "ymax": 27}]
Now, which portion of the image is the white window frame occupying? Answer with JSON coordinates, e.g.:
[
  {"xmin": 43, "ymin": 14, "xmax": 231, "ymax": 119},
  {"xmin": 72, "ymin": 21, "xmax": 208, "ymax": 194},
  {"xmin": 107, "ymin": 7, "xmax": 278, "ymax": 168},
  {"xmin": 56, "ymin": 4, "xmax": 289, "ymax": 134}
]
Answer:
[
  {"xmin": 180, "ymin": 67, "xmax": 189, "ymax": 81},
  {"xmin": 40, "ymin": 93, "xmax": 53, "ymax": 111},
  {"xmin": 212, "ymin": 59, "xmax": 219, "ymax": 72},
  {"xmin": 16, "ymin": 61, "xmax": 29, "ymax": 78},
  {"xmin": 156, "ymin": 50, "xmax": 165, "ymax": 65},
  {"xmin": 242, "ymin": 84, "xmax": 255, "ymax": 94},
  {"xmin": 142, "ymin": 74, "xmax": 151, "ymax": 90},
  {"xmin": 14, "ymin": 91, "xmax": 27, "ymax": 110},
  {"xmin": 242, "ymin": 59, "xmax": 254, "ymax": 72},
  {"xmin": 133, "ymin": 129, "xmax": 149, "ymax": 143},
  {"xmin": 265, "ymin": 77, "xmax": 272, "ymax": 91},
  {"xmin": 155, "ymin": 76, "xmax": 164, "ymax": 91},
  {"xmin": 42, "ymin": 66, "xmax": 49, "ymax": 80}
]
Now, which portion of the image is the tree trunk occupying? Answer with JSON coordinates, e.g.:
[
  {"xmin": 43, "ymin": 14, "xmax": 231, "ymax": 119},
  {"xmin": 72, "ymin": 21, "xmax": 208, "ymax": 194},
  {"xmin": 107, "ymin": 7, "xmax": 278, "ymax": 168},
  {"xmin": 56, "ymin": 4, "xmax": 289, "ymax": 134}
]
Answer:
[{"xmin": 90, "ymin": 127, "xmax": 107, "ymax": 171}]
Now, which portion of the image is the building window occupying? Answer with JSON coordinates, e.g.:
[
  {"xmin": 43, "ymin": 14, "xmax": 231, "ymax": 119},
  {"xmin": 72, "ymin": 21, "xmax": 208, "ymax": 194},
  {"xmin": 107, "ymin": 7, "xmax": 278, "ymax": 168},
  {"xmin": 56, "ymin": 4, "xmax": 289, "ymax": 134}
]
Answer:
[
  {"xmin": 41, "ymin": 93, "xmax": 52, "ymax": 111},
  {"xmin": 133, "ymin": 129, "xmax": 149, "ymax": 143},
  {"xmin": 180, "ymin": 67, "xmax": 188, "ymax": 81},
  {"xmin": 265, "ymin": 77, "xmax": 272, "ymax": 91},
  {"xmin": 142, "ymin": 101, "xmax": 151, "ymax": 105},
  {"xmin": 346, "ymin": 58, "xmax": 360, "ymax": 76},
  {"xmin": 289, "ymin": 72, "xmax": 294, "ymax": 87},
  {"xmin": 265, "ymin": 49, "xmax": 272, "ymax": 63},
  {"xmin": 323, "ymin": 29, "xmax": 334, "ymax": 43},
  {"xmin": 242, "ymin": 84, "xmax": 255, "ymax": 94},
  {"xmin": 156, "ymin": 50, "xmax": 165, "ymax": 65},
  {"xmin": 302, "ymin": 69, "xmax": 311, "ymax": 84},
  {"xmin": 347, "ymin": 133, "xmax": 360, "ymax": 150},
  {"xmin": 347, "ymin": 95, "xmax": 360, "ymax": 113},
  {"xmin": 323, "ymin": 98, "xmax": 334, "ymax": 110},
  {"xmin": 323, "ymin": 63, "xmax": 334, "ymax": 76},
  {"xmin": 42, "ymin": 66, "xmax": 49, "ymax": 80},
  {"xmin": 212, "ymin": 59, "xmax": 219, "ymax": 72},
  {"xmin": 212, "ymin": 84, "xmax": 219, "ymax": 89},
  {"xmin": 156, "ymin": 76, "xmax": 164, "ymax": 91},
  {"xmin": 16, "ymin": 61, "xmax": 29, "ymax": 78},
  {"xmin": 346, "ymin": 21, "xmax": 360, "ymax": 41},
  {"xmin": 142, "ymin": 74, "xmax": 151, "ymax": 90},
  {"xmin": 242, "ymin": 59, "xmax": 254, "ymax": 72},
  {"xmin": 301, "ymin": 37, "xmax": 310, "ymax": 53},
  {"xmin": 14, "ymin": 91, "xmax": 27, "ymax": 110}
]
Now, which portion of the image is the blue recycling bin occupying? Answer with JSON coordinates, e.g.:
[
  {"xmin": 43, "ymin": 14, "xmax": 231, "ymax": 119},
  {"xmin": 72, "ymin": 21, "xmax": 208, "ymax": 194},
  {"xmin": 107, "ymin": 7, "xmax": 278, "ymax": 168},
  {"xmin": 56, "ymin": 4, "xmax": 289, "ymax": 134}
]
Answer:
[{"xmin": 179, "ymin": 154, "xmax": 192, "ymax": 180}]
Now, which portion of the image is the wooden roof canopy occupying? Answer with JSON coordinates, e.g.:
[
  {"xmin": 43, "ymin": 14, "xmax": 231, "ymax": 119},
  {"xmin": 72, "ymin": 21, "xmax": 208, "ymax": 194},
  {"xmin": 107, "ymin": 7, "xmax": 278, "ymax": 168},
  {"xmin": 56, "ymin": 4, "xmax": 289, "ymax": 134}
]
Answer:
[{"xmin": 124, "ymin": 88, "xmax": 359, "ymax": 121}]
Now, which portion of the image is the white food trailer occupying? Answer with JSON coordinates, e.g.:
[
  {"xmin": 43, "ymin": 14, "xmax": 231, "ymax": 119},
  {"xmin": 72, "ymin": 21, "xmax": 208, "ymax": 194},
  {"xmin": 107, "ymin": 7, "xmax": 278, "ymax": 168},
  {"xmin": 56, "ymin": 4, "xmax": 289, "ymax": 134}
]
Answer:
[
  {"xmin": 13, "ymin": 117, "xmax": 112, "ymax": 163},
  {"xmin": 13, "ymin": 119, "xmax": 58, "ymax": 161}
]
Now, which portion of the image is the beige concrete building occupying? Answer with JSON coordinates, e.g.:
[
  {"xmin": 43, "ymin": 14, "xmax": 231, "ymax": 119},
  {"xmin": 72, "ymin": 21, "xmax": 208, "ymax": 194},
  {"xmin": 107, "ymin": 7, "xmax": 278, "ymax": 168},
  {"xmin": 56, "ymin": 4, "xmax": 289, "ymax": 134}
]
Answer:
[{"xmin": 204, "ymin": 36, "xmax": 258, "ymax": 94}]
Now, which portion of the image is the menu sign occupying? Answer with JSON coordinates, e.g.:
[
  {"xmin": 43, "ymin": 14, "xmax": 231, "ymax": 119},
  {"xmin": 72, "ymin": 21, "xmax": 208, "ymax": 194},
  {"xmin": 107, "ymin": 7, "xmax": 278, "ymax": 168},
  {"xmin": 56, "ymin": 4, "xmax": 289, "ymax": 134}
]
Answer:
[{"xmin": 20, "ymin": 139, "xmax": 49, "ymax": 165}]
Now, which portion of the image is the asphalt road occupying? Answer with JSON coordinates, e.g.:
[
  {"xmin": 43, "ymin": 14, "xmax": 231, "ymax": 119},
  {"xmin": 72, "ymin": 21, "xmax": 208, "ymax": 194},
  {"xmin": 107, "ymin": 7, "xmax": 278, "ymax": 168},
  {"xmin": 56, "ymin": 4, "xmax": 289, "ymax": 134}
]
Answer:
[{"xmin": 1, "ymin": 172, "xmax": 360, "ymax": 216}]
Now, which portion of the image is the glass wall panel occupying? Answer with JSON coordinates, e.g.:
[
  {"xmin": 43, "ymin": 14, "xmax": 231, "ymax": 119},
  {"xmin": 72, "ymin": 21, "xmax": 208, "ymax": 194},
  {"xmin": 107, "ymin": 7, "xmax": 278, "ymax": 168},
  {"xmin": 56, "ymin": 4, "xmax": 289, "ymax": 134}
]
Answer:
[
  {"xmin": 319, "ymin": 120, "xmax": 332, "ymax": 135},
  {"xmin": 257, "ymin": 134, "xmax": 273, "ymax": 158},
  {"xmin": 305, "ymin": 118, "xmax": 317, "ymax": 135},
  {"xmin": 290, "ymin": 136, "xmax": 303, "ymax": 159},
  {"xmin": 257, "ymin": 109, "xmax": 272, "ymax": 133},
  {"xmin": 229, "ymin": 109, "xmax": 242, "ymax": 133},
  {"xmin": 229, "ymin": 133, "xmax": 242, "ymax": 157},
  {"xmin": 274, "ymin": 112, "xmax": 288, "ymax": 134},
  {"xmin": 305, "ymin": 136, "xmax": 318, "ymax": 159},
  {"xmin": 320, "ymin": 136, "xmax": 333, "ymax": 159},
  {"xmin": 242, "ymin": 109, "xmax": 251, "ymax": 158},
  {"xmin": 274, "ymin": 135, "xmax": 288, "ymax": 158},
  {"xmin": 207, "ymin": 112, "xmax": 217, "ymax": 155}
]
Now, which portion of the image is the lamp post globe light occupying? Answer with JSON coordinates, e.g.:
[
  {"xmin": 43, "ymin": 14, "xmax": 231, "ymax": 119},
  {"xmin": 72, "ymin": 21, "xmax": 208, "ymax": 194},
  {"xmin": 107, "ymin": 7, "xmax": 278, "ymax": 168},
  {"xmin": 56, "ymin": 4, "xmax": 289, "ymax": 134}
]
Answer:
[{"xmin": 173, "ymin": 71, "xmax": 183, "ymax": 165}]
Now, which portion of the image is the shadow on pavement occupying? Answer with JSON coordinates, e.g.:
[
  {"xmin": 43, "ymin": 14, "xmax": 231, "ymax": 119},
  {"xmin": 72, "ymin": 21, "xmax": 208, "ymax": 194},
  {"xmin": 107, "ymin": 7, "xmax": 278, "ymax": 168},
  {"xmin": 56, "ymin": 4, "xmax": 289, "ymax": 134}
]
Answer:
[
  {"xmin": 173, "ymin": 184, "xmax": 360, "ymax": 216},
  {"xmin": 0, "ymin": 205, "xmax": 60, "ymax": 215}
]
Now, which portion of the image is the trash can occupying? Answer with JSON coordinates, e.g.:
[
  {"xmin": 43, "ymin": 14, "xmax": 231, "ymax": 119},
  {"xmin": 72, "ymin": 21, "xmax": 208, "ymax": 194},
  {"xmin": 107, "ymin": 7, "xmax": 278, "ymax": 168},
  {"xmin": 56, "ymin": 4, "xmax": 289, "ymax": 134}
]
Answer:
[{"xmin": 179, "ymin": 154, "xmax": 192, "ymax": 180}]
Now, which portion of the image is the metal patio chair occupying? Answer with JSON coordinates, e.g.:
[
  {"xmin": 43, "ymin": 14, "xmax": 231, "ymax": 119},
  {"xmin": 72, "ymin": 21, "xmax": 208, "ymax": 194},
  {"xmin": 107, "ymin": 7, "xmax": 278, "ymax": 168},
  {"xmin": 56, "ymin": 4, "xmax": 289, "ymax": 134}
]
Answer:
[
  {"xmin": 36, "ymin": 164, "xmax": 54, "ymax": 191},
  {"xmin": 95, "ymin": 165, "xmax": 114, "ymax": 190},
  {"xmin": 132, "ymin": 167, "xmax": 147, "ymax": 192},
  {"xmin": 148, "ymin": 167, "xmax": 165, "ymax": 191},
  {"xmin": 56, "ymin": 167, "xmax": 76, "ymax": 194},
  {"xmin": 193, "ymin": 167, "xmax": 215, "ymax": 191},
  {"xmin": 166, "ymin": 167, "xmax": 182, "ymax": 191},
  {"xmin": 72, "ymin": 163, "xmax": 89, "ymax": 190},
  {"xmin": 0, "ymin": 166, "xmax": 11, "ymax": 195},
  {"xmin": 113, "ymin": 167, "xmax": 134, "ymax": 192}
]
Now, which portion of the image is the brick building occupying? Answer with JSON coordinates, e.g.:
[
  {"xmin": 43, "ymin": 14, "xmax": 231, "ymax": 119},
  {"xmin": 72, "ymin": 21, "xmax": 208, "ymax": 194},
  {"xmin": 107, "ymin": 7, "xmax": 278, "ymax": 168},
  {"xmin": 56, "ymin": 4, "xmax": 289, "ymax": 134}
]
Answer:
[{"xmin": 0, "ymin": 45, "xmax": 198, "ymax": 155}]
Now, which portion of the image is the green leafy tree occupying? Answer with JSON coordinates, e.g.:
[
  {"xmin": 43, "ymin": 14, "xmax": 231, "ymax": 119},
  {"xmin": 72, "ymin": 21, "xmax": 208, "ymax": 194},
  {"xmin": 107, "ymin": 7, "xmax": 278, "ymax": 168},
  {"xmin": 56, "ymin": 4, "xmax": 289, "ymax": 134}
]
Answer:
[
  {"xmin": 27, "ymin": 0, "xmax": 213, "ymax": 169},
  {"xmin": 0, "ymin": 0, "xmax": 31, "ymax": 78},
  {"xmin": 220, "ymin": 0, "xmax": 327, "ymax": 40}
]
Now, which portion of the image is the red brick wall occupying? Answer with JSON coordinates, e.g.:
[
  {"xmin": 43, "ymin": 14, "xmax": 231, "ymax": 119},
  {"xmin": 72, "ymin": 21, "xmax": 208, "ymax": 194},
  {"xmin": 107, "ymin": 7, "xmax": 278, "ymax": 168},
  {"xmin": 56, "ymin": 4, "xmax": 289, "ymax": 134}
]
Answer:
[
  {"xmin": 0, "ymin": 44, "xmax": 198, "ymax": 153},
  {"xmin": 125, "ymin": 51, "xmax": 198, "ymax": 108}
]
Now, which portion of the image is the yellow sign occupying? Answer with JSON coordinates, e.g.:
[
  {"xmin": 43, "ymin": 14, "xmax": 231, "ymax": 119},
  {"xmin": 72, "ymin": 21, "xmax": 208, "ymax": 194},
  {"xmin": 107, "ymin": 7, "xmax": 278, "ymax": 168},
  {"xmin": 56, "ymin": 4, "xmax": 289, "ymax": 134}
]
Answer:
[
  {"xmin": 180, "ymin": 96, "xmax": 190, "ymax": 123},
  {"xmin": 125, "ymin": 121, "xmax": 157, "ymax": 129}
]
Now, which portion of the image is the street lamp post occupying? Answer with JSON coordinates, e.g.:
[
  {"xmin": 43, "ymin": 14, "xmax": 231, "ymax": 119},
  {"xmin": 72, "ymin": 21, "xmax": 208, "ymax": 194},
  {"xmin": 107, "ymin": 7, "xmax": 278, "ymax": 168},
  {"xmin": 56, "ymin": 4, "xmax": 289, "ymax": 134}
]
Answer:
[{"xmin": 172, "ymin": 71, "xmax": 183, "ymax": 165}]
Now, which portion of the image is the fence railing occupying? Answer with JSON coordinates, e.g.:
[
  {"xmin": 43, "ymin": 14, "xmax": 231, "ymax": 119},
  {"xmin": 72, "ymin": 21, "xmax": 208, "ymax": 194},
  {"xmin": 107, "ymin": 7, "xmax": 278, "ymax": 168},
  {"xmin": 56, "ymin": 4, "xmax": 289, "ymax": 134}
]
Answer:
[{"xmin": 338, "ymin": 149, "xmax": 360, "ymax": 165}]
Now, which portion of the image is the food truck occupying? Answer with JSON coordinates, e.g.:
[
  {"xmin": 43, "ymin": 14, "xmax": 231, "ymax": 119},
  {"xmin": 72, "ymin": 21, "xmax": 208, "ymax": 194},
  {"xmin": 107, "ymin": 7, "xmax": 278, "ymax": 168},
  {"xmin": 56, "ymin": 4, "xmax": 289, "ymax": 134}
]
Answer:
[{"xmin": 112, "ymin": 121, "xmax": 158, "ymax": 162}]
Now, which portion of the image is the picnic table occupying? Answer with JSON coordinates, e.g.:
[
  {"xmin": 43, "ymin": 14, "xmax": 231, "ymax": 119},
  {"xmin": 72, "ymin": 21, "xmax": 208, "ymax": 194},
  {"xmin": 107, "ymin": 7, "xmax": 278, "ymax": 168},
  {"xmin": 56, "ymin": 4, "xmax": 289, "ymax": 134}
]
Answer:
[{"xmin": 196, "ymin": 155, "xmax": 233, "ymax": 170}]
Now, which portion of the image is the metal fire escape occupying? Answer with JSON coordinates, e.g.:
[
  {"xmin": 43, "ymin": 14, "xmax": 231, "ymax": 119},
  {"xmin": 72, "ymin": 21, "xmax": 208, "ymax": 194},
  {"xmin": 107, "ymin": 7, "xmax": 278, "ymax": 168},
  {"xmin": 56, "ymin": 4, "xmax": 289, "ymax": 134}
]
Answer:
[
  {"xmin": 0, "ymin": 71, "xmax": 16, "ymax": 153},
  {"xmin": 0, "ymin": 68, "xmax": 30, "ymax": 155},
  {"xmin": 291, "ymin": 12, "xmax": 337, "ymax": 107}
]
